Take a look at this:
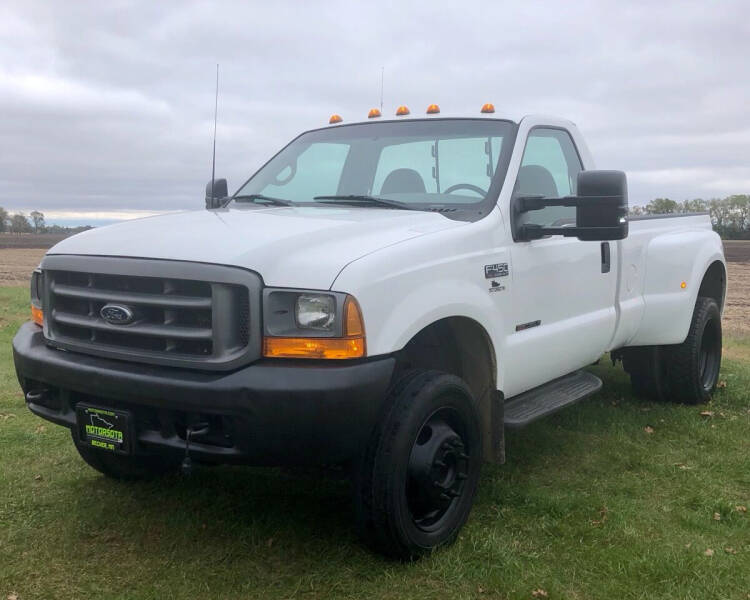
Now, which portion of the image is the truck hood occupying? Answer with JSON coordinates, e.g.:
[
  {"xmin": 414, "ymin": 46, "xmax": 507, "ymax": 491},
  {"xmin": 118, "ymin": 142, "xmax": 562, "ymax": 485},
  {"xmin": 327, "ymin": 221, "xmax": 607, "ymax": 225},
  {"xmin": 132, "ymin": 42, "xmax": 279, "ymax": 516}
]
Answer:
[{"xmin": 47, "ymin": 205, "xmax": 463, "ymax": 289}]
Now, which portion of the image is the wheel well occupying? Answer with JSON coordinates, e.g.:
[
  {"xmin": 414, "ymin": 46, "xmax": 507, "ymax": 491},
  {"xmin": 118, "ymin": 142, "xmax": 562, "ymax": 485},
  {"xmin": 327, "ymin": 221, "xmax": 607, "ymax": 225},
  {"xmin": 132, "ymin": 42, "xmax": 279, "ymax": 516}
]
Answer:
[
  {"xmin": 698, "ymin": 261, "xmax": 726, "ymax": 310},
  {"xmin": 397, "ymin": 317, "xmax": 496, "ymax": 399},
  {"xmin": 396, "ymin": 317, "xmax": 502, "ymax": 462}
]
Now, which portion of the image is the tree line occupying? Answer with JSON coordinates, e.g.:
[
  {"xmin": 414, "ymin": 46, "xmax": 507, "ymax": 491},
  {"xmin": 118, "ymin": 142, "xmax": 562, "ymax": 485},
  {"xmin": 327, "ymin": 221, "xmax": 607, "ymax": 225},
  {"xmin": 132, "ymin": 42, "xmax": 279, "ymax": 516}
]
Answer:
[
  {"xmin": 631, "ymin": 195, "xmax": 750, "ymax": 239},
  {"xmin": 0, "ymin": 207, "xmax": 92, "ymax": 235},
  {"xmin": 3, "ymin": 196, "xmax": 749, "ymax": 239}
]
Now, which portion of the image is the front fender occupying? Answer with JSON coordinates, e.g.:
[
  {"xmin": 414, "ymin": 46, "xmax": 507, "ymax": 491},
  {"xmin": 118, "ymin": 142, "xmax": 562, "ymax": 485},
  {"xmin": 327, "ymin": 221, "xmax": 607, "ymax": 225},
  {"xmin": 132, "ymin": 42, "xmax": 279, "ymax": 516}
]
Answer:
[
  {"xmin": 374, "ymin": 277, "xmax": 502, "ymax": 357},
  {"xmin": 331, "ymin": 217, "xmax": 509, "ymax": 389},
  {"xmin": 629, "ymin": 230, "xmax": 724, "ymax": 346}
]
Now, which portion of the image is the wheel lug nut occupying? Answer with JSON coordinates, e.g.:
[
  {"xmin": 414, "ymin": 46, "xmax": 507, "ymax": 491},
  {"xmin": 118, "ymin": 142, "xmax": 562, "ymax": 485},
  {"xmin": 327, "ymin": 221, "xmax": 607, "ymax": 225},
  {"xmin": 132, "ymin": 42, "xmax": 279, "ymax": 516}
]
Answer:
[
  {"xmin": 439, "ymin": 492, "xmax": 450, "ymax": 501},
  {"xmin": 434, "ymin": 460, "xmax": 446, "ymax": 468},
  {"xmin": 449, "ymin": 489, "xmax": 460, "ymax": 498}
]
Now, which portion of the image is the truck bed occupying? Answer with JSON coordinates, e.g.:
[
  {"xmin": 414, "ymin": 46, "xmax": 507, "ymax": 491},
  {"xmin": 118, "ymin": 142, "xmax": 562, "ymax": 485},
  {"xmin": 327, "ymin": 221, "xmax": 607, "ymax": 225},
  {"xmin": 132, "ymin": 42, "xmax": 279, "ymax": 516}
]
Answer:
[{"xmin": 611, "ymin": 212, "xmax": 722, "ymax": 349}]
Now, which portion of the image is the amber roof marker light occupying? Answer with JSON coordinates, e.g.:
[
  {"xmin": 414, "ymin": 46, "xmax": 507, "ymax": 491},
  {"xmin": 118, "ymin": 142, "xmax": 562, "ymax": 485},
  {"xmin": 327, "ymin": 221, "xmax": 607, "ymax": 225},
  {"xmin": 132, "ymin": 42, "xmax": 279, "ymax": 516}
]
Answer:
[
  {"xmin": 426, "ymin": 104, "xmax": 440, "ymax": 114},
  {"xmin": 480, "ymin": 103, "xmax": 495, "ymax": 114},
  {"xmin": 395, "ymin": 105, "xmax": 410, "ymax": 116},
  {"xmin": 329, "ymin": 114, "xmax": 343, "ymax": 124},
  {"xmin": 368, "ymin": 108, "xmax": 382, "ymax": 119}
]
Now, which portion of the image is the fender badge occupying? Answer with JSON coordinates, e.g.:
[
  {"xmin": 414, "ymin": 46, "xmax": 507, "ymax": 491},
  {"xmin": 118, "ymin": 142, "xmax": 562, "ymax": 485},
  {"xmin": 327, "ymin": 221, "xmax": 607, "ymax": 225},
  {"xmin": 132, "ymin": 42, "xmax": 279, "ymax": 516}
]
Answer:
[
  {"xmin": 489, "ymin": 280, "xmax": 505, "ymax": 293},
  {"xmin": 485, "ymin": 263, "xmax": 509, "ymax": 279},
  {"xmin": 515, "ymin": 320, "xmax": 541, "ymax": 332}
]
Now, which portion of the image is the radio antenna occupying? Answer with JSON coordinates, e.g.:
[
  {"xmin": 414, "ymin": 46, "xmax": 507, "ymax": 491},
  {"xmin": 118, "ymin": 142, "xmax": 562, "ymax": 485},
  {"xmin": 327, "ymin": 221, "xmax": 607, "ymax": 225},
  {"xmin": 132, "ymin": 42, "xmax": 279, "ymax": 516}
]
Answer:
[
  {"xmin": 210, "ymin": 64, "xmax": 219, "ymax": 202},
  {"xmin": 379, "ymin": 66, "xmax": 384, "ymax": 112}
]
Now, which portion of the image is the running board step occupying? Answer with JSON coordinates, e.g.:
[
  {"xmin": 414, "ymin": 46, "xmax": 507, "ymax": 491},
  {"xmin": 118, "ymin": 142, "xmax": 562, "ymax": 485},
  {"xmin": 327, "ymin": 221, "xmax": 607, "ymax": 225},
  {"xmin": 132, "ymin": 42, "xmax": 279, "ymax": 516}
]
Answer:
[{"xmin": 504, "ymin": 371, "xmax": 602, "ymax": 429}]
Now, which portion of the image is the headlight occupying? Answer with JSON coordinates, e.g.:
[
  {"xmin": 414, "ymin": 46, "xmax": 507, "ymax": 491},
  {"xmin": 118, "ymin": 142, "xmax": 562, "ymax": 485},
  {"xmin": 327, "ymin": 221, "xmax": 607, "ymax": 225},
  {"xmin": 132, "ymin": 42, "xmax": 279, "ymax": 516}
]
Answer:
[
  {"xmin": 30, "ymin": 267, "xmax": 44, "ymax": 327},
  {"xmin": 296, "ymin": 294, "xmax": 335, "ymax": 331},
  {"xmin": 263, "ymin": 289, "xmax": 365, "ymax": 359}
]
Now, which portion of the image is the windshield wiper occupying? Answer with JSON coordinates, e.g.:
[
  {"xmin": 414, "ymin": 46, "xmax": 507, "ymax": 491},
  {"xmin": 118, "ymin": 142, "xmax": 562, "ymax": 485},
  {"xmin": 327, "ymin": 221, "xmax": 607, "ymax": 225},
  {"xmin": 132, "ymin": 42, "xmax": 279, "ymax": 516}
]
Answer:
[
  {"xmin": 233, "ymin": 194, "xmax": 294, "ymax": 207},
  {"xmin": 313, "ymin": 194, "xmax": 416, "ymax": 210}
]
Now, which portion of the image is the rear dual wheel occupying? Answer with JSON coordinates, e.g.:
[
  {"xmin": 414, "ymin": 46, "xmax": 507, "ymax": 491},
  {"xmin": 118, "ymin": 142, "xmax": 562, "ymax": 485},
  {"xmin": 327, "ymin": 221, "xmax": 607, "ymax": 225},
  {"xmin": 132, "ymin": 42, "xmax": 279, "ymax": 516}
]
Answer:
[
  {"xmin": 355, "ymin": 370, "xmax": 482, "ymax": 560},
  {"xmin": 623, "ymin": 296, "xmax": 722, "ymax": 404}
]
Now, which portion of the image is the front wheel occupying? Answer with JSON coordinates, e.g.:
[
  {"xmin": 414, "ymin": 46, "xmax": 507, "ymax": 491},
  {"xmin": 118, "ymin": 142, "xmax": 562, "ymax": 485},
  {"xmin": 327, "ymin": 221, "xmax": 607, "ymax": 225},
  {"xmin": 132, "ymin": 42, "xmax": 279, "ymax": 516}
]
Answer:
[{"xmin": 355, "ymin": 370, "xmax": 482, "ymax": 560}]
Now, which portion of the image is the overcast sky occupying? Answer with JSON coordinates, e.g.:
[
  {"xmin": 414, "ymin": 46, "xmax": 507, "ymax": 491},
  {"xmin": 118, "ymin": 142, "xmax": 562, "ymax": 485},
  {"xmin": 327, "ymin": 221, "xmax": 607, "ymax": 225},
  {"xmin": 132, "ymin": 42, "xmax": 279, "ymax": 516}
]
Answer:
[{"xmin": 1, "ymin": 0, "xmax": 748, "ymax": 224}]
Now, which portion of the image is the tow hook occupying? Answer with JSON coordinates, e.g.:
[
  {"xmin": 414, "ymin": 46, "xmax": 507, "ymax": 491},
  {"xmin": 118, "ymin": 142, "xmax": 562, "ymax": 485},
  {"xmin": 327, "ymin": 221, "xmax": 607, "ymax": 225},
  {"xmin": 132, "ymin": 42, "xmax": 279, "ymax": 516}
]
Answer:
[
  {"xmin": 25, "ymin": 389, "xmax": 50, "ymax": 403},
  {"xmin": 181, "ymin": 422, "xmax": 209, "ymax": 476}
]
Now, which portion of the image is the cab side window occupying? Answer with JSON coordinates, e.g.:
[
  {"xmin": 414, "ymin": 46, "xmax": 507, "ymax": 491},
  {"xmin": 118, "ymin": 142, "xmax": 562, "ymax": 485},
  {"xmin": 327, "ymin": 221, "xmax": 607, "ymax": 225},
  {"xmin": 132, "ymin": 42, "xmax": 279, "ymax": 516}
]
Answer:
[{"xmin": 514, "ymin": 128, "xmax": 582, "ymax": 227}]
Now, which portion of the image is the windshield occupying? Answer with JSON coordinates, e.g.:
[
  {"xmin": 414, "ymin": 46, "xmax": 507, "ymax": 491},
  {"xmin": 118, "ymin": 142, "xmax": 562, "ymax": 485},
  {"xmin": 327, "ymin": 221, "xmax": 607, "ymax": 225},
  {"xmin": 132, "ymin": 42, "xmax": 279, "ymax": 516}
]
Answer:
[{"xmin": 232, "ymin": 119, "xmax": 516, "ymax": 214}]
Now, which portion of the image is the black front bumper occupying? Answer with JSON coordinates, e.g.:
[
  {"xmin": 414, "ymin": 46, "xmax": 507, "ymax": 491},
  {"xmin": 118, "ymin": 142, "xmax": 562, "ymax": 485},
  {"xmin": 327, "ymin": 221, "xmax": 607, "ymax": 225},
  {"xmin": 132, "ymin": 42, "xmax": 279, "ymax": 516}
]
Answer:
[{"xmin": 12, "ymin": 322, "xmax": 396, "ymax": 465}]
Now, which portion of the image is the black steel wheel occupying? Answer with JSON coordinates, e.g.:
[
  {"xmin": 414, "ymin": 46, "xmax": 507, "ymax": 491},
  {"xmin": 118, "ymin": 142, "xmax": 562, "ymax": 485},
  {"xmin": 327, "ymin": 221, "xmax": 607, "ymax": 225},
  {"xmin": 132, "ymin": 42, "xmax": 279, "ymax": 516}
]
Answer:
[
  {"xmin": 664, "ymin": 296, "xmax": 722, "ymax": 404},
  {"xmin": 355, "ymin": 370, "xmax": 482, "ymax": 560},
  {"xmin": 407, "ymin": 408, "xmax": 471, "ymax": 532},
  {"xmin": 698, "ymin": 316, "xmax": 722, "ymax": 393}
]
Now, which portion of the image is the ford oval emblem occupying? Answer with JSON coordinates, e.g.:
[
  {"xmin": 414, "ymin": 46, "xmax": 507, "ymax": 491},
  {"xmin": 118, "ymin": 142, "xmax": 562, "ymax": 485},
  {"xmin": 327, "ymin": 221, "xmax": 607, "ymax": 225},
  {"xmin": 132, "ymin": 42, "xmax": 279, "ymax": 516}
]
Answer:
[{"xmin": 100, "ymin": 304, "xmax": 135, "ymax": 325}]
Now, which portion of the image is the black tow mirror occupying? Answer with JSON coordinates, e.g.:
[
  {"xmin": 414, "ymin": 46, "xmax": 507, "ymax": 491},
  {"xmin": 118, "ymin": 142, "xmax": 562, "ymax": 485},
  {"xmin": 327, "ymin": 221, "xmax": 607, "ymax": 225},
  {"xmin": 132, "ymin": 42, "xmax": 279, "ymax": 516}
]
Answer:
[
  {"xmin": 205, "ymin": 178, "xmax": 228, "ymax": 209},
  {"xmin": 516, "ymin": 170, "xmax": 628, "ymax": 241}
]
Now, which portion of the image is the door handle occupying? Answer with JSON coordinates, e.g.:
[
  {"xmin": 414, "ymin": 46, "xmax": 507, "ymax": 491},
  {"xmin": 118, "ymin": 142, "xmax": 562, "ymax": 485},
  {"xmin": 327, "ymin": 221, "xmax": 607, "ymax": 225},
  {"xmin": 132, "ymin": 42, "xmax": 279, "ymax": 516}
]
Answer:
[{"xmin": 601, "ymin": 242, "xmax": 611, "ymax": 274}]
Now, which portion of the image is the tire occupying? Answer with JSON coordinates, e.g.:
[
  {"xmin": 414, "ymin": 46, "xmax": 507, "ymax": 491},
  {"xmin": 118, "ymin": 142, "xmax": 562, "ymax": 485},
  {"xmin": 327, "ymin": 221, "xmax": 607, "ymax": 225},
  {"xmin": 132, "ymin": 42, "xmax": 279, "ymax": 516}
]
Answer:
[
  {"xmin": 663, "ymin": 296, "xmax": 722, "ymax": 404},
  {"xmin": 622, "ymin": 297, "xmax": 722, "ymax": 405},
  {"xmin": 73, "ymin": 434, "xmax": 179, "ymax": 480},
  {"xmin": 355, "ymin": 370, "xmax": 482, "ymax": 560},
  {"xmin": 622, "ymin": 345, "xmax": 670, "ymax": 402}
]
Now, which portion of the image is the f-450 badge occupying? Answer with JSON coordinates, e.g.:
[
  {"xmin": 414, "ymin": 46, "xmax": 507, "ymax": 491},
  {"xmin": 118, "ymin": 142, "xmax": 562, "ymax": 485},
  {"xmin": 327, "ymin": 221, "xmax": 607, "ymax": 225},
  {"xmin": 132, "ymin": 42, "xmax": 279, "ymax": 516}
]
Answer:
[{"xmin": 484, "ymin": 263, "xmax": 509, "ymax": 279}]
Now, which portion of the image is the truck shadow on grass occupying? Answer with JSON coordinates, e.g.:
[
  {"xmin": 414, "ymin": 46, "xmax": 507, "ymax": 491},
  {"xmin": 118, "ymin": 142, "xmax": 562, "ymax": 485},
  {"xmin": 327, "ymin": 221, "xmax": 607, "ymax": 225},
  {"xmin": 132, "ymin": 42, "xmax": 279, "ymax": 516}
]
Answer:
[{"xmin": 61, "ymin": 462, "xmax": 366, "ymax": 562}]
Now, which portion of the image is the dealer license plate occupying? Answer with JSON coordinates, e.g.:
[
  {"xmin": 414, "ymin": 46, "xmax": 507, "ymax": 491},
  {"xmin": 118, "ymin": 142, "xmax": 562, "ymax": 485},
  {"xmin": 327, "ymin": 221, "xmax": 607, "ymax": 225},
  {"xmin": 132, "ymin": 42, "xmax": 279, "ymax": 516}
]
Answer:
[{"xmin": 76, "ymin": 404, "xmax": 131, "ymax": 455}]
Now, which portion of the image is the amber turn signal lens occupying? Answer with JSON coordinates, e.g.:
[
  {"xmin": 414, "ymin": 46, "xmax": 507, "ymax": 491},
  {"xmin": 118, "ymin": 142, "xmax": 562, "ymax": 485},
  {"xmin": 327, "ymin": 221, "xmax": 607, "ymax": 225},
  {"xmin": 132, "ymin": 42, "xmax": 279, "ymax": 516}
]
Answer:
[
  {"xmin": 368, "ymin": 108, "xmax": 382, "ymax": 119},
  {"xmin": 426, "ymin": 103, "xmax": 440, "ymax": 114},
  {"xmin": 263, "ymin": 336, "xmax": 365, "ymax": 359},
  {"xmin": 395, "ymin": 105, "xmax": 410, "ymax": 116},
  {"xmin": 329, "ymin": 114, "xmax": 343, "ymax": 124},
  {"xmin": 480, "ymin": 103, "xmax": 495, "ymax": 114},
  {"xmin": 344, "ymin": 296, "xmax": 365, "ymax": 337},
  {"xmin": 31, "ymin": 305, "xmax": 43, "ymax": 326}
]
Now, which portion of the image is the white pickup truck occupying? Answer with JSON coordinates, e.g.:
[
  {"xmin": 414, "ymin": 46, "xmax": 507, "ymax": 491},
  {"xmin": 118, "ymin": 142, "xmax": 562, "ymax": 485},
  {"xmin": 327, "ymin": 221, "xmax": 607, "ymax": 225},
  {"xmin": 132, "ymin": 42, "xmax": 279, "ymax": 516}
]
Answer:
[{"xmin": 13, "ymin": 108, "xmax": 726, "ymax": 559}]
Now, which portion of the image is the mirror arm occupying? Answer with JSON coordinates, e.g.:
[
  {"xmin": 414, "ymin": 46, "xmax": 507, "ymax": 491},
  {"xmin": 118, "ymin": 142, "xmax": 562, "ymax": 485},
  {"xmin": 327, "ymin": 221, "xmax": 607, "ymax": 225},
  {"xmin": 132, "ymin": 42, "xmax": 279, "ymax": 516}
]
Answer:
[
  {"xmin": 517, "ymin": 195, "xmax": 579, "ymax": 213},
  {"xmin": 519, "ymin": 224, "xmax": 627, "ymax": 241},
  {"xmin": 519, "ymin": 224, "xmax": 577, "ymax": 240},
  {"xmin": 517, "ymin": 194, "xmax": 625, "ymax": 214}
]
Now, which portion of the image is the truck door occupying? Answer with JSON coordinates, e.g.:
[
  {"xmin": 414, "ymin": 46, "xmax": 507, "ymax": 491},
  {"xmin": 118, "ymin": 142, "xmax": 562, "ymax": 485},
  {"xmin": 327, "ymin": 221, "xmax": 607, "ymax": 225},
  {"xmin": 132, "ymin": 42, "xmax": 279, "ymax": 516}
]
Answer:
[{"xmin": 503, "ymin": 127, "xmax": 618, "ymax": 397}]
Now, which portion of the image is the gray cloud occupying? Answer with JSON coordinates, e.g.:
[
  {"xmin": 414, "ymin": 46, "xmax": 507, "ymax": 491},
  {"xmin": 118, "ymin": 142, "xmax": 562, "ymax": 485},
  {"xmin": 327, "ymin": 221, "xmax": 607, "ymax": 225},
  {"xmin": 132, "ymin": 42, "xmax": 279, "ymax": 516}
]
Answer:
[{"xmin": 1, "ymin": 0, "xmax": 749, "ymax": 220}]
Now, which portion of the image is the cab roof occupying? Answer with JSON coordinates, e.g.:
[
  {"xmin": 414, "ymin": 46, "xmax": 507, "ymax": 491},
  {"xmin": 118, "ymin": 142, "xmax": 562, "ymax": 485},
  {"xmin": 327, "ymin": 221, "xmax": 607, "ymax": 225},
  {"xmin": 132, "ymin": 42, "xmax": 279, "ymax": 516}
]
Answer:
[{"xmin": 320, "ymin": 108, "xmax": 575, "ymax": 131}]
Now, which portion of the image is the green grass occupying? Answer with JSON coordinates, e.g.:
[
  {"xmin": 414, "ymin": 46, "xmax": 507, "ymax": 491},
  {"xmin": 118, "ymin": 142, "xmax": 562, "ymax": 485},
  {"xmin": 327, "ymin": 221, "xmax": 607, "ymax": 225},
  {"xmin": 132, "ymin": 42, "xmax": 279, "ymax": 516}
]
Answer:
[{"xmin": 1, "ymin": 285, "xmax": 748, "ymax": 600}]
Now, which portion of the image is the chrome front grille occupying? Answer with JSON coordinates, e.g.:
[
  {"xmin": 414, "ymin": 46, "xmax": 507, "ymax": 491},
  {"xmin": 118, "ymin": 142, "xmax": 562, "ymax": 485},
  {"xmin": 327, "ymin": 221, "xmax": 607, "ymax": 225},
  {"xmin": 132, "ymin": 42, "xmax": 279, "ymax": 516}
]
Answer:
[{"xmin": 41, "ymin": 256, "xmax": 261, "ymax": 370}]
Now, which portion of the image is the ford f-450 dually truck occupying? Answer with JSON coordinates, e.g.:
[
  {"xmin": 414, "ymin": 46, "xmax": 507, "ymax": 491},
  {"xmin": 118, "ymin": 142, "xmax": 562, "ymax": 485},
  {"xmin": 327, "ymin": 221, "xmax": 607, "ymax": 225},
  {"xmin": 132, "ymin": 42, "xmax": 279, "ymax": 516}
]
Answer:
[{"xmin": 13, "ymin": 107, "xmax": 726, "ymax": 559}]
